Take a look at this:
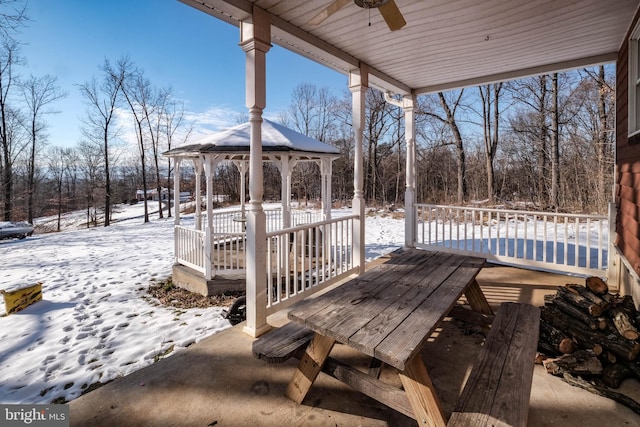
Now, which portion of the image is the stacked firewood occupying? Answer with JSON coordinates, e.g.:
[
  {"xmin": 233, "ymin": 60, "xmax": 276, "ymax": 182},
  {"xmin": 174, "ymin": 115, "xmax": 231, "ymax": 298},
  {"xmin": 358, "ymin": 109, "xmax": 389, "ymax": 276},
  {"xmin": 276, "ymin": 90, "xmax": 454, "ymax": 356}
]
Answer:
[{"xmin": 538, "ymin": 277, "xmax": 640, "ymax": 390}]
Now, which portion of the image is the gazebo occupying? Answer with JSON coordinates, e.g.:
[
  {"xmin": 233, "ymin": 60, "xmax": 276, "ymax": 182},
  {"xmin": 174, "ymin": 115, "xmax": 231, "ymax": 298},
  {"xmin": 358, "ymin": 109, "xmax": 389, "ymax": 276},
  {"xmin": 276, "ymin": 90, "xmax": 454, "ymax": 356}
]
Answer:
[{"xmin": 164, "ymin": 119, "xmax": 341, "ymax": 297}]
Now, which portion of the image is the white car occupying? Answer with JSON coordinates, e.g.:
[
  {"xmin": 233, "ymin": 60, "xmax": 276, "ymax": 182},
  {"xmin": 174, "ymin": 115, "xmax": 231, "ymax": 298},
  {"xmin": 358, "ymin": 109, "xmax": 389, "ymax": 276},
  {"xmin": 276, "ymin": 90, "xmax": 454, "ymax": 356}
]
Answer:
[{"xmin": 0, "ymin": 221, "xmax": 34, "ymax": 240}]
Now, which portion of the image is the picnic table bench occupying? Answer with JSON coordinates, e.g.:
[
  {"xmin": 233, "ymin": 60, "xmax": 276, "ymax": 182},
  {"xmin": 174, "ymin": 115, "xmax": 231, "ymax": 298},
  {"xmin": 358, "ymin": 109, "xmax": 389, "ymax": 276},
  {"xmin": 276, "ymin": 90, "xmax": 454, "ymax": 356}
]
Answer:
[{"xmin": 252, "ymin": 249, "xmax": 540, "ymax": 426}]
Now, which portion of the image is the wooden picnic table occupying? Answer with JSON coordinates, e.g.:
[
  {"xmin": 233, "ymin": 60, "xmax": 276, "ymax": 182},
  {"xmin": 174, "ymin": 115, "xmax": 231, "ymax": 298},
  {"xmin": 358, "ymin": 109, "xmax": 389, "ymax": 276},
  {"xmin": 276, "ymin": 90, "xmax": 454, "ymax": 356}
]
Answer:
[{"xmin": 285, "ymin": 248, "xmax": 493, "ymax": 426}]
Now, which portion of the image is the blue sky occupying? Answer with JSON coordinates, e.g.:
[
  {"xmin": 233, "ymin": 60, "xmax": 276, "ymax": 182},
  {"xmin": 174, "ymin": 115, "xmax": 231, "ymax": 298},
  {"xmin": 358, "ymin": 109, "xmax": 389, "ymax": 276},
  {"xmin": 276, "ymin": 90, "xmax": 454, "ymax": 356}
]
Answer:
[{"xmin": 18, "ymin": 0, "xmax": 349, "ymax": 147}]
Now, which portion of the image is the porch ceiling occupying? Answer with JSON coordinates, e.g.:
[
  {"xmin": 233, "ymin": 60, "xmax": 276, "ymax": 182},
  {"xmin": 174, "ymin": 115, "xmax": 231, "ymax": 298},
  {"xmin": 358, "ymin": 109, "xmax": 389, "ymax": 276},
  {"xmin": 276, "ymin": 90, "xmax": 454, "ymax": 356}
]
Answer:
[{"xmin": 180, "ymin": 0, "xmax": 639, "ymax": 95}]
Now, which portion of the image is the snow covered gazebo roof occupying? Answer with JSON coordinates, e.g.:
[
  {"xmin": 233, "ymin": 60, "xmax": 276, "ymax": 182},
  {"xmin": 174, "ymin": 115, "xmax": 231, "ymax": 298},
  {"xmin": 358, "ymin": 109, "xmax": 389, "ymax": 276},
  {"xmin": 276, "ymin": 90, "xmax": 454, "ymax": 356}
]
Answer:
[{"xmin": 164, "ymin": 119, "xmax": 340, "ymax": 161}]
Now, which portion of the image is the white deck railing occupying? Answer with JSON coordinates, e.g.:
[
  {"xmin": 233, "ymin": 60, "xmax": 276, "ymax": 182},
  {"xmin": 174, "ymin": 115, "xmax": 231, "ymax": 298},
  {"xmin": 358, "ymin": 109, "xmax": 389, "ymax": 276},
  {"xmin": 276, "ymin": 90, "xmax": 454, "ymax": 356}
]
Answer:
[
  {"xmin": 415, "ymin": 204, "xmax": 609, "ymax": 276},
  {"xmin": 265, "ymin": 214, "xmax": 358, "ymax": 315}
]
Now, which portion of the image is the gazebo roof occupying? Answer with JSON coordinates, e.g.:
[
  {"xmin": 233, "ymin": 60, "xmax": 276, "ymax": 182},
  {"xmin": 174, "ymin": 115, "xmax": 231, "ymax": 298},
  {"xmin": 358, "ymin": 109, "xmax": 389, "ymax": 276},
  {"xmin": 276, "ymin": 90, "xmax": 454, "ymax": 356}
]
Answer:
[{"xmin": 164, "ymin": 119, "xmax": 340, "ymax": 159}]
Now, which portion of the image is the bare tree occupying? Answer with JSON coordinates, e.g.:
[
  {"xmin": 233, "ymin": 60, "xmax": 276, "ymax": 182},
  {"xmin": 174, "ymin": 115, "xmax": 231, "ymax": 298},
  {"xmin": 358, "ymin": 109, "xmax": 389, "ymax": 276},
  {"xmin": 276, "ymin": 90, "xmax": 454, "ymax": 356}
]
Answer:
[
  {"xmin": 78, "ymin": 58, "xmax": 126, "ymax": 226},
  {"xmin": 47, "ymin": 145, "xmax": 74, "ymax": 231},
  {"xmin": 120, "ymin": 62, "xmax": 152, "ymax": 223},
  {"xmin": 76, "ymin": 139, "xmax": 103, "ymax": 227},
  {"xmin": 550, "ymin": 73, "xmax": 560, "ymax": 209},
  {"xmin": 164, "ymin": 97, "xmax": 190, "ymax": 217},
  {"xmin": 478, "ymin": 83, "xmax": 503, "ymax": 204},
  {"xmin": 419, "ymin": 90, "xmax": 468, "ymax": 204},
  {"xmin": 20, "ymin": 74, "xmax": 65, "ymax": 223},
  {"xmin": 0, "ymin": 38, "xmax": 24, "ymax": 220},
  {"xmin": 143, "ymin": 86, "xmax": 172, "ymax": 219},
  {"xmin": 0, "ymin": 0, "xmax": 27, "ymax": 41}
]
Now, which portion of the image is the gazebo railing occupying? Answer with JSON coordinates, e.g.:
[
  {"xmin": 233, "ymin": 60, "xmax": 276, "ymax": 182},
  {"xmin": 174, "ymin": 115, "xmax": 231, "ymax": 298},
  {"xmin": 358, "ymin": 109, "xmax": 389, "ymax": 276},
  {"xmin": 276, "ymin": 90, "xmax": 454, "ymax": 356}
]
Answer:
[
  {"xmin": 175, "ymin": 208, "xmax": 336, "ymax": 278},
  {"xmin": 199, "ymin": 208, "xmax": 324, "ymax": 233},
  {"xmin": 175, "ymin": 225, "xmax": 206, "ymax": 274}
]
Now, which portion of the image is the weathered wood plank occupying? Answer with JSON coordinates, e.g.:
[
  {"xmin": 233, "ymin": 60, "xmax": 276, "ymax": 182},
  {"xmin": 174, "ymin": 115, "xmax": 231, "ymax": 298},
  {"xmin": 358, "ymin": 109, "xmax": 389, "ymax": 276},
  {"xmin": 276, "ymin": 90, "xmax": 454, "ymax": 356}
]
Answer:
[
  {"xmin": 287, "ymin": 249, "xmax": 434, "ymax": 327},
  {"xmin": 252, "ymin": 322, "xmax": 314, "ymax": 363},
  {"xmin": 464, "ymin": 278, "xmax": 493, "ymax": 316},
  {"xmin": 488, "ymin": 304, "xmax": 540, "ymax": 426},
  {"xmin": 285, "ymin": 333, "xmax": 335, "ymax": 404},
  {"xmin": 375, "ymin": 259, "xmax": 485, "ymax": 370},
  {"xmin": 346, "ymin": 253, "xmax": 470, "ymax": 358},
  {"xmin": 447, "ymin": 302, "xmax": 540, "ymax": 427},
  {"xmin": 399, "ymin": 355, "xmax": 447, "ymax": 427},
  {"xmin": 321, "ymin": 356, "xmax": 415, "ymax": 419},
  {"xmin": 302, "ymin": 251, "xmax": 453, "ymax": 344}
]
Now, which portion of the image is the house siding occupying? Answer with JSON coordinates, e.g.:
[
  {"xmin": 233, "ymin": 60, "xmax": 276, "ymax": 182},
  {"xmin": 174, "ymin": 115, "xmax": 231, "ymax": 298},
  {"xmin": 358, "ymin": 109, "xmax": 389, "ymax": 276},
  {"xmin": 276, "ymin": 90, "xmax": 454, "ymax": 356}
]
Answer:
[{"xmin": 616, "ymin": 5, "xmax": 640, "ymax": 294}]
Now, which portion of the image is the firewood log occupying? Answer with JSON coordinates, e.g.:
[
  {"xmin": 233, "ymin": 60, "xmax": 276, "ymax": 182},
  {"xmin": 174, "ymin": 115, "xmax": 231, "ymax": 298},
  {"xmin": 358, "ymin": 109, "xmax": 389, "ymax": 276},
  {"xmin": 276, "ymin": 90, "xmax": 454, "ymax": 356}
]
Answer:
[
  {"xmin": 602, "ymin": 363, "xmax": 632, "ymax": 388},
  {"xmin": 545, "ymin": 294, "xmax": 605, "ymax": 330},
  {"xmin": 566, "ymin": 284, "xmax": 610, "ymax": 312},
  {"xmin": 540, "ymin": 320, "xmax": 572, "ymax": 355},
  {"xmin": 611, "ymin": 306, "xmax": 640, "ymax": 341},
  {"xmin": 586, "ymin": 276, "xmax": 609, "ymax": 295},
  {"xmin": 557, "ymin": 285, "xmax": 603, "ymax": 316},
  {"xmin": 543, "ymin": 349, "xmax": 603, "ymax": 376},
  {"xmin": 541, "ymin": 306, "xmax": 640, "ymax": 361}
]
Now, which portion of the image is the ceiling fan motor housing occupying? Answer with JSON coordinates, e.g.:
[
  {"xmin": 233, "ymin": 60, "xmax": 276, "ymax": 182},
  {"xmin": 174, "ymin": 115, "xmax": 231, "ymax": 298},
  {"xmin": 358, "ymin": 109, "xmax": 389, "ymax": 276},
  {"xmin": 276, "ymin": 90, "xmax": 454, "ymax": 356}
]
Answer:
[{"xmin": 354, "ymin": 0, "xmax": 390, "ymax": 9}]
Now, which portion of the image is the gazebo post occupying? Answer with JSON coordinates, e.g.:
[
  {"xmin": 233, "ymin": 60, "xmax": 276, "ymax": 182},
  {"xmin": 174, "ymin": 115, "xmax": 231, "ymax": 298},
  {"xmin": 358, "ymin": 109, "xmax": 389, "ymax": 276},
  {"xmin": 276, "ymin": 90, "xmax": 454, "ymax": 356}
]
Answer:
[
  {"xmin": 281, "ymin": 154, "xmax": 291, "ymax": 228},
  {"xmin": 240, "ymin": 7, "xmax": 271, "ymax": 338},
  {"xmin": 194, "ymin": 157, "xmax": 203, "ymax": 231},
  {"xmin": 203, "ymin": 156, "xmax": 218, "ymax": 280},
  {"xmin": 320, "ymin": 158, "xmax": 332, "ymax": 221},
  {"xmin": 173, "ymin": 159, "xmax": 181, "ymax": 226},
  {"xmin": 350, "ymin": 65, "xmax": 368, "ymax": 274}
]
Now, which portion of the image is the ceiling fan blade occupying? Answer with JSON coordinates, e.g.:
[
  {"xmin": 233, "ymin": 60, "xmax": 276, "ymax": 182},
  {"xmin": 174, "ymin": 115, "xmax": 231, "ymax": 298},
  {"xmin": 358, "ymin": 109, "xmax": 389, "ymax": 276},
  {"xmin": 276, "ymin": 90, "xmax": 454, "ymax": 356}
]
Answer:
[
  {"xmin": 378, "ymin": 0, "xmax": 406, "ymax": 31},
  {"xmin": 308, "ymin": 0, "xmax": 352, "ymax": 26}
]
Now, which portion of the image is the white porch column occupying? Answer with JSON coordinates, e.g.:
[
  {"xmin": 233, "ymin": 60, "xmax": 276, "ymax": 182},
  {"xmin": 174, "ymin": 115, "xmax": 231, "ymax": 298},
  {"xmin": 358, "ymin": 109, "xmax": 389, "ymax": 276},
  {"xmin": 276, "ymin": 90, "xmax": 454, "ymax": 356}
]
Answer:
[
  {"xmin": 173, "ymin": 159, "xmax": 181, "ymax": 226},
  {"xmin": 403, "ymin": 95, "xmax": 416, "ymax": 247},
  {"xmin": 240, "ymin": 6, "xmax": 271, "ymax": 338},
  {"xmin": 194, "ymin": 157, "xmax": 203, "ymax": 231},
  {"xmin": 350, "ymin": 65, "xmax": 368, "ymax": 274}
]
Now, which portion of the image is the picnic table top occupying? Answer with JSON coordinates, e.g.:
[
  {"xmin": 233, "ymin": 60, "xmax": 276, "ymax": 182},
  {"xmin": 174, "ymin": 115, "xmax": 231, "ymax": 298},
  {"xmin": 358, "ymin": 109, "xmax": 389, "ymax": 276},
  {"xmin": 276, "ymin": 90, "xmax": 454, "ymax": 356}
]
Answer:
[{"xmin": 287, "ymin": 248, "xmax": 486, "ymax": 371}]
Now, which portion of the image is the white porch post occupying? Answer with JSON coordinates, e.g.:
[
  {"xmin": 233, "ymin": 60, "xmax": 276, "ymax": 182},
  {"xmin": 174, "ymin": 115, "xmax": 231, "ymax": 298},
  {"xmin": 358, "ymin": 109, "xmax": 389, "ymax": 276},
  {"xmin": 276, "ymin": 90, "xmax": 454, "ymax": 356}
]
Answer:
[
  {"xmin": 241, "ymin": 6, "xmax": 271, "ymax": 338},
  {"xmin": 350, "ymin": 65, "xmax": 368, "ymax": 274},
  {"xmin": 203, "ymin": 156, "xmax": 216, "ymax": 280},
  {"xmin": 194, "ymin": 158, "xmax": 203, "ymax": 231},
  {"xmin": 173, "ymin": 159, "xmax": 181, "ymax": 226},
  {"xmin": 403, "ymin": 95, "xmax": 416, "ymax": 247}
]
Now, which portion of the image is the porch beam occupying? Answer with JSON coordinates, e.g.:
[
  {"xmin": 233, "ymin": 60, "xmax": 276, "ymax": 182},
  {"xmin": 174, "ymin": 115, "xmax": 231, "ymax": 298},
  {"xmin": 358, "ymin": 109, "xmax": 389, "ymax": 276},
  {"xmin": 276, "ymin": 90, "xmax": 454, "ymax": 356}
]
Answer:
[{"xmin": 241, "ymin": 5, "xmax": 271, "ymax": 338}]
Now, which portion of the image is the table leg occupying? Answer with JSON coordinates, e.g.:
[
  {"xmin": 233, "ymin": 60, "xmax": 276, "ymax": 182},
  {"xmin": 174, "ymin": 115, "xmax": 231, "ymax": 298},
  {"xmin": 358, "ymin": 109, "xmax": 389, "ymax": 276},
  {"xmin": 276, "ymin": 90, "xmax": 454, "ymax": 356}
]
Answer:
[
  {"xmin": 285, "ymin": 333, "xmax": 335, "ymax": 404},
  {"xmin": 465, "ymin": 279, "xmax": 493, "ymax": 315},
  {"xmin": 398, "ymin": 355, "xmax": 447, "ymax": 427}
]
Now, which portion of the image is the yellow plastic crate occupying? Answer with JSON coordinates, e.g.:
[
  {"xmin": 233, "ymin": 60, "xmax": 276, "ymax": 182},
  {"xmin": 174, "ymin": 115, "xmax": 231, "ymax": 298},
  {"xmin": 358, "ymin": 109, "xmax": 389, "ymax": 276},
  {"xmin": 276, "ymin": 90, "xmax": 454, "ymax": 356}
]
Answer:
[{"xmin": 1, "ymin": 282, "xmax": 42, "ymax": 315}]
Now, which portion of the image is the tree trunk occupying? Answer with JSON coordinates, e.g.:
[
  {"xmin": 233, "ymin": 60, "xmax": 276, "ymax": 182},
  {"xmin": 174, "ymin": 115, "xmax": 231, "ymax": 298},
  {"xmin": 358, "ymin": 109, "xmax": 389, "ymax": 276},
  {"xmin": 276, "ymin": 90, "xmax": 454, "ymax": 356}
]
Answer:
[
  {"xmin": 438, "ymin": 91, "xmax": 466, "ymax": 204},
  {"xmin": 550, "ymin": 73, "xmax": 559, "ymax": 209}
]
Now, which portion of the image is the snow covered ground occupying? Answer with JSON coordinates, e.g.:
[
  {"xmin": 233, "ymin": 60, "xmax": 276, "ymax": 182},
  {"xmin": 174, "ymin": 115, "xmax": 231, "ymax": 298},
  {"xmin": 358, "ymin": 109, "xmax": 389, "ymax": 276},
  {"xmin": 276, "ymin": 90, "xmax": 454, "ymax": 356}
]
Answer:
[{"xmin": 0, "ymin": 203, "xmax": 405, "ymax": 404}]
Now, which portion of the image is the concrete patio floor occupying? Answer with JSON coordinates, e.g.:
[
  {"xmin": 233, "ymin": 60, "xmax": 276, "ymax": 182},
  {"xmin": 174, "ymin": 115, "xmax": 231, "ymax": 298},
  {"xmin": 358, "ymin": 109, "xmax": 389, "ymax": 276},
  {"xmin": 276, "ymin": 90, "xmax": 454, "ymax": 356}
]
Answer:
[{"xmin": 69, "ymin": 264, "xmax": 640, "ymax": 426}]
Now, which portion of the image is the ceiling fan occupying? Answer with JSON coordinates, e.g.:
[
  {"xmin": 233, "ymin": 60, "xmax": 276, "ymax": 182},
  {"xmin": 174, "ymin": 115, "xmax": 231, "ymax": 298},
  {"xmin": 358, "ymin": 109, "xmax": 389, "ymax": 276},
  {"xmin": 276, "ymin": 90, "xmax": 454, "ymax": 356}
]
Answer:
[{"xmin": 308, "ymin": 0, "xmax": 406, "ymax": 31}]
